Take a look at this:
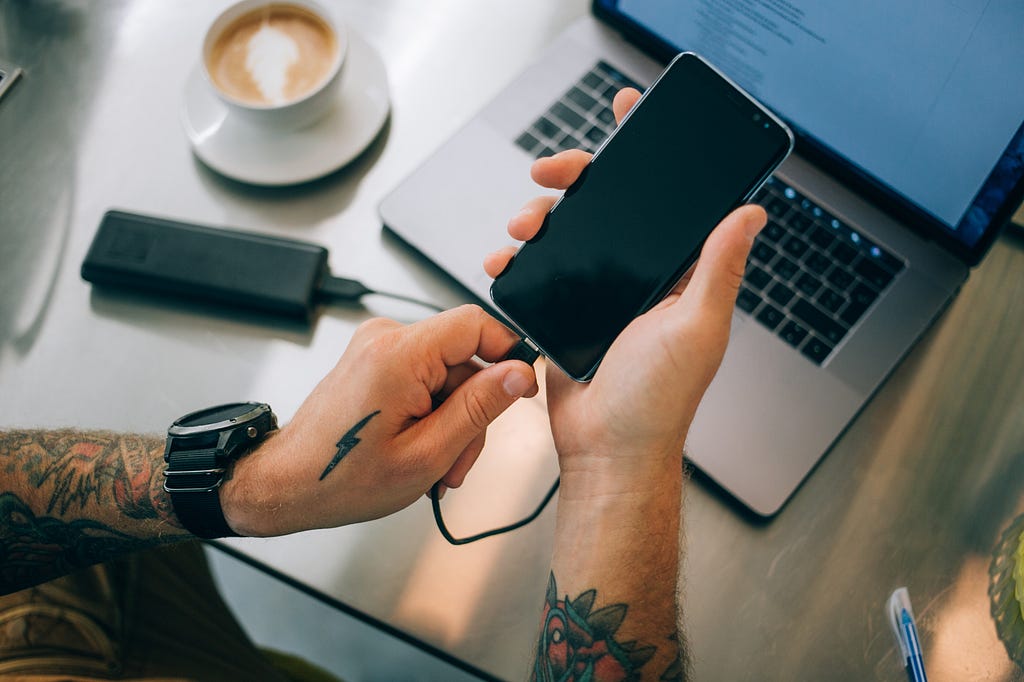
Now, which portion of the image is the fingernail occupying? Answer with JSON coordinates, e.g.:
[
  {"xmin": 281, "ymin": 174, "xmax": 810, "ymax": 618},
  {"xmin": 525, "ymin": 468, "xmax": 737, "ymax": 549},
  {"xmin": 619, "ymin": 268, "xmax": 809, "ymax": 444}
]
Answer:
[{"xmin": 503, "ymin": 370, "xmax": 531, "ymax": 398}]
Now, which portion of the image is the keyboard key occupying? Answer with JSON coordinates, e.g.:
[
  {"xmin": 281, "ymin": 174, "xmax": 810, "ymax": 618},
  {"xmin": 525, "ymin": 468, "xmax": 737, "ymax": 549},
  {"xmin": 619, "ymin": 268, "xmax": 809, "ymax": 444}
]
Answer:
[
  {"xmin": 779, "ymin": 320, "xmax": 809, "ymax": 347},
  {"xmin": 558, "ymin": 133, "xmax": 581, "ymax": 150},
  {"xmin": 567, "ymin": 87, "xmax": 597, "ymax": 112},
  {"xmin": 876, "ymin": 249, "xmax": 905, "ymax": 275},
  {"xmin": 515, "ymin": 131, "xmax": 540, "ymax": 154},
  {"xmin": 536, "ymin": 146, "xmax": 557, "ymax": 158},
  {"xmin": 789, "ymin": 213, "xmax": 814, "ymax": 233},
  {"xmin": 849, "ymin": 282, "xmax": 879, "ymax": 308},
  {"xmin": 584, "ymin": 125, "xmax": 606, "ymax": 144},
  {"xmin": 801, "ymin": 336, "xmax": 833, "ymax": 364},
  {"xmin": 745, "ymin": 265, "xmax": 772, "ymax": 290},
  {"xmin": 583, "ymin": 71, "xmax": 604, "ymax": 90},
  {"xmin": 816, "ymin": 287, "xmax": 846, "ymax": 313},
  {"xmin": 808, "ymin": 226, "xmax": 836, "ymax": 250},
  {"xmin": 803, "ymin": 249, "xmax": 832, "ymax": 275},
  {"xmin": 795, "ymin": 272, "xmax": 822, "ymax": 297},
  {"xmin": 551, "ymin": 102, "xmax": 585, "ymax": 130},
  {"xmin": 830, "ymin": 241, "xmax": 857, "ymax": 266},
  {"xmin": 736, "ymin": 287, "xmax": 761, "ymax": 313},
  {"xmin": 791, "ymin": 298, "xmax": 848, "ymax": 345},
  {"xmin": 596, "ymin": 107, "xmax": 615, "ymax": 125},
  {"xmin": 852, "ymin": 256, "xmax": 894, "ymax": 289},
  {"xmin": 839, "ymin": 299, "xmax": 870, "ymax": 327},
  {"xmin": 768, "ymin": 281, "xmax": 796, "ymax": 306},
  {"xmin": 764, "ymin": 196, "xmax": 790, "ymax": 218},
  {"xmin": 752, "ymin": 241, "xmax": 777, "ymax": 264},
  {"xmin": 756, "ymin": 303, "xmax": 785, "ymax": 330},
  {"xmin": 826, "ymin": 266, "xmax": 855, "ymax": 291},
  {"xmin": 774, "ymin": 256, "xmax": 799, "ymax": 281},
  {"xmin": 534, "ymin": 116, "xmax": 561, "ymax": 140},
  {"xmin": 596, "ymin": 61, "xmax": 637, "ymax": 88},
  {"xmin": 763, "ymin": 220, "xmax": 786, "ymax": 243},
  {"xmin": 782, "ymin": 235, "xmax": 809, "ymax": 259}
]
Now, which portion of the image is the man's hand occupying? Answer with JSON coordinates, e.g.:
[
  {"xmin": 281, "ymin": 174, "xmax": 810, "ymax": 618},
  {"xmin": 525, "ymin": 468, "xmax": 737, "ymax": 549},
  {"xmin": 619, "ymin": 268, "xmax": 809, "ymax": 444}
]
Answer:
[
  {"xmin": 222, "ymin": 304, "xmax": 538, "ymax": 536},
  {"xmin": 487, "ymin": 87, "xmax": 765, "ymax": 681},
  {"xmin": 484, "ymin": 88, "xmax": 766, "ymax": 497}
]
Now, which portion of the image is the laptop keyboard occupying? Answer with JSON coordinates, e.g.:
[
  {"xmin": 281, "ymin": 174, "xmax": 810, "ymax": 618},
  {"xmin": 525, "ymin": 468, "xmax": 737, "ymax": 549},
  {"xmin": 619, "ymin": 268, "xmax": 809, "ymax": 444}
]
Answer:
[
  {"xmin": 515, "ymin": 61, "xmax": 643, "ymax": 158},
  {"xmin": 514, "ymin": 60, "xmax": 906, "ymax": 367},
  {"xmin": 744, "ymin": 176, "xmax": 905, "ymax": 364}
]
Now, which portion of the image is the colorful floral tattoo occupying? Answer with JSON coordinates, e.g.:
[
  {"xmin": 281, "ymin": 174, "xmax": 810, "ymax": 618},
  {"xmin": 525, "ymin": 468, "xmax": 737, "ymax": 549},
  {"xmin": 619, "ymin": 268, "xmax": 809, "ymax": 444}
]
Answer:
[
  {"xmin": 533, "ymin": 572, "xmax": 682, "ymax": 682},
  {"xmin": 0, "ymin": 430, "xmax": 186, "ymax": 595}
]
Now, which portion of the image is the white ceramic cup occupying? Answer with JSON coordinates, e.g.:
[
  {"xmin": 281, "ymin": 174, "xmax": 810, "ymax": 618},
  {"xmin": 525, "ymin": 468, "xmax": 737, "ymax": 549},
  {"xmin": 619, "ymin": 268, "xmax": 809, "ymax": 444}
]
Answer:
[{"xmin": 201, "ymin": 0, "xmax": 347, "ymax": 130}]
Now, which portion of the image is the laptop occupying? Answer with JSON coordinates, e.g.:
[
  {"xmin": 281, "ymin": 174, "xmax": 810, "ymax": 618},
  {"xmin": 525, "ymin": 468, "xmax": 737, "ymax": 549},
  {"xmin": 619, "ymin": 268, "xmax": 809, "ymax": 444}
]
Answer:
[{"xmin": 380, "ymin": 1, "xmax": 1024, "ymax": 516}]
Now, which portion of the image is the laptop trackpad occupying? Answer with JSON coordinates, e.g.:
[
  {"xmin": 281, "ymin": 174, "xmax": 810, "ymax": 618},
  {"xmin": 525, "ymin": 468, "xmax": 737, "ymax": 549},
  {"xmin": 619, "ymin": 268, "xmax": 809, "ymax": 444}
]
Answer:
[{"xmin": 687, "ymin": 322, "xmax": 863, "ymax": 516}]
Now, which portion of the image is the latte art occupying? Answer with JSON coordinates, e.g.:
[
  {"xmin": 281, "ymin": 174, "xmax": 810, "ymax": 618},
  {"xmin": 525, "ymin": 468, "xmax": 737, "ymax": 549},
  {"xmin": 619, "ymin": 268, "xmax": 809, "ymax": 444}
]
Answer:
[{"xmin": 207, "ymin": 4, "xmax": 338, "ymax": 106}]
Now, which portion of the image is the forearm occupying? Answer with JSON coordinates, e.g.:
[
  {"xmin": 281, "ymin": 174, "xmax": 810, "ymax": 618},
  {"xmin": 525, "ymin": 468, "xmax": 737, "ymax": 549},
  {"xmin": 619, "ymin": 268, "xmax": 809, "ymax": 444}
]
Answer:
[
  {"xmin": 0, "ymin": 429, "xmax": 189, "ymax": 595},
  {"xmin": 534, "ymin": 455, "xmax": 686, "ymax": 681}
]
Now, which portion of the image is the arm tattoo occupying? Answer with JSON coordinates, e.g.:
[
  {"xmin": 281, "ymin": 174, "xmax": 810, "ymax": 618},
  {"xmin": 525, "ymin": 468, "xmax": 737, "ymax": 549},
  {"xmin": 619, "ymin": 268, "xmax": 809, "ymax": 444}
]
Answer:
[
  {"xmin": 0, "ymin": 429, "xmax": 187, "ymax": 594},
  {"xmin": 0, "ymin": 492, "xmax": 172, "ymax": 594},
  {"xmin": 318, "ymin": 410, "xmax": 380, "ymax": 481},
  {"xmin": 533, "ymin": 572, "xmax": 683, "ymax": 682}
]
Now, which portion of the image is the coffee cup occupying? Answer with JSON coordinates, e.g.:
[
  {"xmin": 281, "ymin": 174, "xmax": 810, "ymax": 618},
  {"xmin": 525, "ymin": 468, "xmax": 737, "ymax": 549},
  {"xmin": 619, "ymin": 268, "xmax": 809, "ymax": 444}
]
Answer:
[{"xmin": 202, "ymin": 0, "xmax": 346, "ymax": 129}]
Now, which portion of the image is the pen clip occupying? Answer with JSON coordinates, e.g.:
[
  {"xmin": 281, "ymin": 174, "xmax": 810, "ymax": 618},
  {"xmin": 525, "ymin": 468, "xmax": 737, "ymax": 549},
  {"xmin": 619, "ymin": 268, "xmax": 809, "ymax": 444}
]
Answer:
[{"xmin": 887, "ymin": 586, "xmax": 915, "ymax": 660}]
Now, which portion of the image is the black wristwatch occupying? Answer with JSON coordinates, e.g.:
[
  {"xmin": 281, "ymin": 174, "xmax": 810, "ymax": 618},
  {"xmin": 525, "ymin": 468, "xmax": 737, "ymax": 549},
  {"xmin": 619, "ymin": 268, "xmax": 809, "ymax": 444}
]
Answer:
[{"xmin": 163, "ymin": 402, "xmax": 277, "ymax": 539}]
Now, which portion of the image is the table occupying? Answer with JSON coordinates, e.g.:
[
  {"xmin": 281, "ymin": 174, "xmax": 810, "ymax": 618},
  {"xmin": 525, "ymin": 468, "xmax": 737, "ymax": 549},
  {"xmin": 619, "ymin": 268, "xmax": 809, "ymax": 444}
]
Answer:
[{"xmin": 2, "ymin": 2, "xmax": 1022, "ymax": 680}]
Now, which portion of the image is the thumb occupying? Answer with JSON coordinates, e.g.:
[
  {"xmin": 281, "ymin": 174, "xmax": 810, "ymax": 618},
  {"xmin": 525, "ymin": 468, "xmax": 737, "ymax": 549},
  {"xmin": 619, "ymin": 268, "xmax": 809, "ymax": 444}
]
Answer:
[
  {"xmin": 411, "ymin": 360, "xmax": 536, "ymax": 468},
  {"xmin": 680, "ymin": 204, "xmax": 766, "ymax": 328}
]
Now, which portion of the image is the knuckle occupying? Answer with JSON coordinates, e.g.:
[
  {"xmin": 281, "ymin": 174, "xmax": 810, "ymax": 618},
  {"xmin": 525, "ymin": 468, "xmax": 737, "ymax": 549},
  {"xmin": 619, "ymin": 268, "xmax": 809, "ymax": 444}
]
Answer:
[{"xmin": 461, "ymin": 389, "xmax": 495, "ymax": 431}]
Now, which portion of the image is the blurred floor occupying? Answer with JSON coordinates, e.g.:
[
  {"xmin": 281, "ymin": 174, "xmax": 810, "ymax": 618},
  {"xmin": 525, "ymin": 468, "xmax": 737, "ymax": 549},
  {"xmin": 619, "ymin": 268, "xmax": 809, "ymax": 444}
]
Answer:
[{"xmin": 205, "ymin": 545, "xmax": 492, "ymax": 682}]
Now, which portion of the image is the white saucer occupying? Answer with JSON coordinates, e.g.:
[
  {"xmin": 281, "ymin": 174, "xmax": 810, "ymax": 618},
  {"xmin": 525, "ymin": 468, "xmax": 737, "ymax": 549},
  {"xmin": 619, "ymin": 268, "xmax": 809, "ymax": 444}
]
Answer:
[{"xmin": 181, "ymin": 32, "xmax": 390, "ymax": 186}]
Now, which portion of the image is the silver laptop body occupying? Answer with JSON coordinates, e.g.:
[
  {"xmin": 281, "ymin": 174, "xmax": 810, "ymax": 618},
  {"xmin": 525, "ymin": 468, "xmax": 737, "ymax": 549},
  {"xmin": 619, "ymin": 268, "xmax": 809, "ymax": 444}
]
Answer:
[{"xmin": 380, "ymin": 7, "xmax": 1021, "ymax": 516}]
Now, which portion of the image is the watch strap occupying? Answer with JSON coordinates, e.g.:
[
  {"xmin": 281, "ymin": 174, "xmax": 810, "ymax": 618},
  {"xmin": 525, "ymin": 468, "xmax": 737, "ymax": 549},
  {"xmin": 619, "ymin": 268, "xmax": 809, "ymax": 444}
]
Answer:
[
  {"xmin": 169, "ymin": 487, "xmax": 238, "ymax": 539},
  {"xmin": 163, "ymin": 446, "xmax": 239, "ymax": 539}
]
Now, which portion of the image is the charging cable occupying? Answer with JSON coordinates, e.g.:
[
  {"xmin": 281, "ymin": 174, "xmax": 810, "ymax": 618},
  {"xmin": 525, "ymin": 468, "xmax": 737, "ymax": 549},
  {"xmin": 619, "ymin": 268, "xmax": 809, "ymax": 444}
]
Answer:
[
  {"xmin": 430, "ymin": 337, "xmax": 562, "ymax": 545},
  {"xmin": 317, "ymin": 274, "xmax": 446, "ymax": 313},
  {"xmin": 318, "ymin": 282, "xmax": 560, "ymax": 545}
]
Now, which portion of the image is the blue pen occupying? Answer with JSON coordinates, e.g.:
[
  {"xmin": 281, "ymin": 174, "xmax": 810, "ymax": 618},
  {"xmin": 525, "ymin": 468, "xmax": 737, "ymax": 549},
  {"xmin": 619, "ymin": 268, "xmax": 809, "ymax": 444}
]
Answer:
[{"xmin": 887, "ymin": 587, "xmax": 928, "ymax": 682}]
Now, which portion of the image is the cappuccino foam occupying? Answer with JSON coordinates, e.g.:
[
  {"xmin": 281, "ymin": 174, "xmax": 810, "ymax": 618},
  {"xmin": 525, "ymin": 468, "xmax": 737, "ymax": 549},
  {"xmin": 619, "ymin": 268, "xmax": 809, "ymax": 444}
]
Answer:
[{"xmin": 208, "ymin": 4, "xmax": 338, "ymax": 106}]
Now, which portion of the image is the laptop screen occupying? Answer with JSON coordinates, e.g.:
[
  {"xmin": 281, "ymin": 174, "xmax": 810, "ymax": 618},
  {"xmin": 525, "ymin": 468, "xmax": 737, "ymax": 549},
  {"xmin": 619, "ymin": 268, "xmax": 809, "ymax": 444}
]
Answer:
[{"xmin": 597, "ymin": 0, "xmax": 1024, "ymax": 253}]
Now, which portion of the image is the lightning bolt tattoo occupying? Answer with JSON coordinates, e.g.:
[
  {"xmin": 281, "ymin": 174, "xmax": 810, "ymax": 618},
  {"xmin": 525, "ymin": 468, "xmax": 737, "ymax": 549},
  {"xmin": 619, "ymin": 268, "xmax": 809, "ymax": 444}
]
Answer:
[{"xmin": 318, "ymin": 410, "xmax": 381, "ymax": 481}]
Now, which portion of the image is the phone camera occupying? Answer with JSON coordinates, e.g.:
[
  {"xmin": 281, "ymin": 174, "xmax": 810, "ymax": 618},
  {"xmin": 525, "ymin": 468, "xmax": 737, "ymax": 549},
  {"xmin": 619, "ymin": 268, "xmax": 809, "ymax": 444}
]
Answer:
[
  {"xmin": 763, "ymin": 122, "xmax": 770, "ymax": 128},
  {"xmin": 753, "ymin": 113, "xmax": 762, "ymax": 122}
]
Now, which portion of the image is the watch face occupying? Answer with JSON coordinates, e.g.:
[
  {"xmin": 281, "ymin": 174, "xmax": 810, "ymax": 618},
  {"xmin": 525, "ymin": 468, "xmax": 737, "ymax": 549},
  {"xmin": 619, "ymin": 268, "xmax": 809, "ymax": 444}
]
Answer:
[{"xmin": 177, "ymin": 402, "xmax": 258, "ymax": 428}]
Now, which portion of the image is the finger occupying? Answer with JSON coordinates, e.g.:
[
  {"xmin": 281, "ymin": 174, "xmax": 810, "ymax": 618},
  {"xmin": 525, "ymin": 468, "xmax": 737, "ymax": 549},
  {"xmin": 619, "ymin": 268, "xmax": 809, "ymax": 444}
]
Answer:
[
  {"xmin": 409, "ymin": 304, "xmax": 521, "ymax": 369},
  {"xmin": 508, "ymin": 195, "xmax": 558, "ymax": 241},
  {"xmin": 434, "ymin": 360, "xmax": 482, "ymax": 404},
  {"xmin": 530, "ymin": 149, "xmax": 592, "ymax": 189},
  {"xmin": 612, "ymin": 87, "xmax": 642, "ymax": 124},
  {"xmin": 409, "ymin": 360, "xmax": 536, "ymax": 463},
  {"xmin": 675, "ymin": 204, "xmax": 766, "ymax": 327},
  {"xmin": 483, "ymin": 246, "xmax": 519, "ymax": 279},
  {"xmin": 441, "ymin": 431, "xmax": 487, "ymax": 488}
]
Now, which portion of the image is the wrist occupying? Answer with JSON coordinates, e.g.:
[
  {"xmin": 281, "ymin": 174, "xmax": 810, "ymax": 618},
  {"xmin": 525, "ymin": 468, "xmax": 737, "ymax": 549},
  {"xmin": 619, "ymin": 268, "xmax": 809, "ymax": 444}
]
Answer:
[
  {"xmin": 556, "ymin": 443, "xmax": 685, "ymax": 503},
  {"xmin": 219, "ymin": 431, "xmax": 285, "ymax": 537}
]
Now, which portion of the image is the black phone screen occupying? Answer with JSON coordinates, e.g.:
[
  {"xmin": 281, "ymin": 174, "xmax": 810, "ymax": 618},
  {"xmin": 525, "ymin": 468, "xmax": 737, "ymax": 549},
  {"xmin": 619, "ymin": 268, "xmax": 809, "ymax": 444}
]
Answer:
[{"xmin": 490, "ymin": 53, "xmax": 793, "ymax": 380}]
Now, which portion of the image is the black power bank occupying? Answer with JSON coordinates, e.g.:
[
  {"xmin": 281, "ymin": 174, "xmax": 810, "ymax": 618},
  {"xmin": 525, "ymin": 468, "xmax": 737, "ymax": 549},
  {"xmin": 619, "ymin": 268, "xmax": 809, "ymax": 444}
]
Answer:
[{"xmin": 82, "ymin": 210, "xmax": 329, "ymax": 322}]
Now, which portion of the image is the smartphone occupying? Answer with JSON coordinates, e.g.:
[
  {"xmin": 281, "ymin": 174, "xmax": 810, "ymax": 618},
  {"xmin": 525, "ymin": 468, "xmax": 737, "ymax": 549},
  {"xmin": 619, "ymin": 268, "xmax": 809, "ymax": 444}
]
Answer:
[{"xmin": 489, "ymin": 52, "xmax": 794, "ymax": 381}]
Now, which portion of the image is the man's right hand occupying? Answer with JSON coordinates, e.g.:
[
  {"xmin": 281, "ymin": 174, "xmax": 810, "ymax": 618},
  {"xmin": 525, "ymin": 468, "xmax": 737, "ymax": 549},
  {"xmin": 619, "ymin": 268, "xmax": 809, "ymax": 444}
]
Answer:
[{"xmin": 221, "ymin": 304, "xmax": 538, "ymax": 536}]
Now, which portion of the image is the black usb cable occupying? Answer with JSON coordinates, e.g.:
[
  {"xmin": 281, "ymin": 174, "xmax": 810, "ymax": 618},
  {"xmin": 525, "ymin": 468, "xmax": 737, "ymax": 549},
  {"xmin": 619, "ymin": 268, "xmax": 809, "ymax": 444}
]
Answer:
[
  {"xmin": 322, "ymin": 277, "xmax": 560, "ymax": 544},
  {"xmin": 429, "ymin": 338, "xmax": 562, "ymax": 545}
]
